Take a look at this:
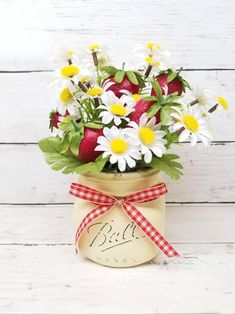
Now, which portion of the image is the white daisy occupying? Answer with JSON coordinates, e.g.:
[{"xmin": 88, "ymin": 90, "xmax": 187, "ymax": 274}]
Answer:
[
  {"xmin": 51, "ymin": 64, "xmax": 81, "ymax": 89},
  {"xmin": 128, "ymin": 113, "xmax": 167, "ymax": 163},
  {"xmin": 169, "ymin": 104, "xmax": 212, "ymax": 146},
  {"xmin": 119, "ymin": 90, "xmax": 142, "ymax": 104},
  {"xmin": 50, "ymin": 47, "xmax": 78, "ymax": 64},
  {"xmin": 144, "ymin": 55, "xmax": 168, "ymax": 72},
  {"xmin": 191, "ymin": 86, "xmax": 215, "ymax": 112},
  {"xmin": 95, "ymin": 126, "xmax": 141, "ymax": 172},
  {"xmin": 98, "ymin": 91, "xmax": 135, "ymax": 126},
  {"xmin": 133, "ymin": 43, "xmax": 170, "ymax": 75},
  {"xmin": 216, "ymin": 96, "xmax": 229, "ymax": 111},
  {"xmin": 133, "ymin": 43, "xmax": 170, "ymax": 60},
  {"xmin": 57, "ymin": 84, "xmax": 76, "ymax": 115}
]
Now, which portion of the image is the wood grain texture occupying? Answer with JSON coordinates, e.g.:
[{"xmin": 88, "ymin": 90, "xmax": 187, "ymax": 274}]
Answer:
[
  {"xmin": 0, "ymin": 244, "xmax": 234, "ymax": 314},
  {"xmin": 0, "ymin": 204, "xmax": 234, "ymax": 244},
  {"xmin": 1, "ymin": 143, "xmax": 234, "ymax": 203},
  {"xmin": 0, "ymin": 0, "xmax": 235, "ymax": 70},
  {"xmin": 1, "ymin": 1, "xmax": 235, "ymax": 313},
  {"xmin": 1, "ymin": 70, "xmax": 234, "ymax": 143}
]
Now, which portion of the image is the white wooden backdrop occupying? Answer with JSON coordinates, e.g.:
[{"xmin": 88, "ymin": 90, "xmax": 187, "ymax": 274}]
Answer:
[{"xmin": 0, "ymin": 0, "xmax": 235, "ymax": 313}]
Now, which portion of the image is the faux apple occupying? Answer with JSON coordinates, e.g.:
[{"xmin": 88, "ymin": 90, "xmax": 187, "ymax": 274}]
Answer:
[
  {"xmin": 151, "ymin": 73, "xmax": 183, "ymax": 97},
  {"xmin": 130, "ymin": 99, "xmax": 160, "ymax": 124},
  {"xmin": 78, "ymin": 127, "xmax": 103, "ymax": 163},
  {"xmin": 102, "ymin": 75, "xmax": 140, "ymax": 98}
]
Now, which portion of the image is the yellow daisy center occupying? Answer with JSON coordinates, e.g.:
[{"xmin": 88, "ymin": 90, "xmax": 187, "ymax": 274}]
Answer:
[
  {"xmin": 146, "ymin": 43, "xmax": 155, "ymax": 49},
  {"xmin": 60, "ymin": 65, "xmax": 80, "ymax": 78},
  {"xmin": 217, "ymin": 96, "xmax": 228, "ymax": 110},
  {"xmin": 153, "ymin": 61, "xmax": 160, "ymax": 66},
  {"xmin": 183, "ymin": 115, "xmax": 199, "ymax": 132},
  {"xmin": 146, "ymin": 43, "xmax": 161, "ymax": 50},
  {"xmin": 86, "ymin": 87, "xmax": 103, "ymax": 97},
  {"xmin": 145, "ymin": 56, "xmax": 153, "ymax": 64},
  {"xmin": 110, "ymin": 138, "xmax": 128, "ymax": 154},
  {"xmin": 139, "ymin": 127, "xmax": 155, "ymax": 145},
  {"xmin": 110, "ymin": 104, "xmax": 127, "ymax": 116},
  {"xmin": 88, "ymin": 44, "xmax": 100, "ymax": 51},
  {"xmin": 132, "ymin": 94, "xmax": 141, "ymax": 102},
  {"xmin": 59, "ymin": 87, "xmax": 73, "ymax": 104}
]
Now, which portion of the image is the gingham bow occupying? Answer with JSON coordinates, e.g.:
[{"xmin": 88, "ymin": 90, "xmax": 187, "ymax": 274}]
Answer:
[{"xmin": 69, "ymin": 182, "xmax": 179, "ymax": 257}]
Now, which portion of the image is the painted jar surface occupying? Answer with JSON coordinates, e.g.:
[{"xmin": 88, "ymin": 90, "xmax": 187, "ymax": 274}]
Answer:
[{"xmin": 73, "ymin": 170, "xmax": 166, "ymax": 267}]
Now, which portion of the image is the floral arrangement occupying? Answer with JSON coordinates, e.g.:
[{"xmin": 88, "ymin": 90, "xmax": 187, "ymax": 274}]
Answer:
[{"xmin": 39, "ymin": 43, "xmax": 228, "ymax": 180}]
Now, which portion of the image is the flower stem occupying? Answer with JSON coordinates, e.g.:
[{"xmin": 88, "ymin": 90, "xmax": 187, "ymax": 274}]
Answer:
[
  {"xmin": 78, "ymin": 81, "xmax": 88, "ymax": 93},
  {"xmin": 94, "ymin": 97, "xmax": 100, "ymax": 108},
  {"xmin": 92, "ymin": 51, "xmax": 98, "ymax": 67},
  {"xmin": 145, "ymin": 65, "xmax": 152, "ymax": 78},
  {"xmin": 208, "ymin": 103, "xmax": 218, "ymax": 113},
  {"xmin": 96, "ymin": 66, "xmax": 102, "ymax": 86},
  {"xmin": 189, "ymin": 99, "xmax": 199, "ymax": 106}
]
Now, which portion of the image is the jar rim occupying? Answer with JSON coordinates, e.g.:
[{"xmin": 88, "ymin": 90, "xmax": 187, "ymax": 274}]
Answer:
[{"xmin": 80, "ymin": 169, "xmax": 160, "ymax": 182}]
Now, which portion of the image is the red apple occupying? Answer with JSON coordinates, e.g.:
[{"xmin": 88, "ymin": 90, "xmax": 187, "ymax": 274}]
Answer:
[
  {"xmin": 78, "ymin": 127, "xmax": 103, "ymax": 163},
  {"xmin": 130, "ymin": 99, "xmax": 160, "ymax": 124},
  {"xmin": 102, "ymin": 75, "xmax": 140, "ymax": 98},
  {"xmin": 151, "ymin": 73, "xmax": 183, "ymax": 97}
]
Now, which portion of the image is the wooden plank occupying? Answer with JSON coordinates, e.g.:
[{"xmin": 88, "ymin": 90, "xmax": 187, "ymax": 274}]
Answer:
[
  {"xmin": 0, "ymin": 143, "xmax": 235, "ymax": 203},
  {"xmin": 0, "ymin": 204, "xmax": 234, "ymax": 244},
  {"xmin": 0, "ymin": 244, "xmax": 234, "ymax": 314},
  {"xmin": 1, "ymin": 70, "xmax": 234, "ymax": 142},
  {"xmin": 0, "ymin": 0, "xmax": 235, "ymax": 69}
]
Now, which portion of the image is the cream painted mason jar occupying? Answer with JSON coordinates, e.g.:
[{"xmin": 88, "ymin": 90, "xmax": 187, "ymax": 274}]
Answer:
[{"xmin": 73, "ymin": 170, "xmax": 166, "ymax": 267}]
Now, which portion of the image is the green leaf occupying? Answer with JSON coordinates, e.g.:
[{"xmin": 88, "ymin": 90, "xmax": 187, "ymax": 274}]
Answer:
[
  {"xmin": 147, "ymin": 103, "xmax": 161, "ymax": 118},
  {"xmin": 69, "ymin": 133, "xmax": 82, "ymax": 156},
  {"xmin": 133, "ymin": 71, "xmax": 146, "ymax": 88},
  {"xmin": 149, "ymin": 154, "xmax": 183, "ymax": 180},
  {"xmin": 60, "ymin": 134, "xmax": 71, "ymax": 154},
  {"xmin": 100, "ymin": 65, "xmax": 118, "ymax": 76},
  {"xmin": 143, "ymin": 96, "xmax": 157, "ymax": 102},
  {"xmin": 59, "ymin": 116, "xmax": 80, "ymax": 132},
  {"xmin": 126, "ymin": 71, "xmax": 139, "ymax": 85},
  {"xmin": 85, "ymin": 122, "xmax": 104, "ymax": 129},
  {"xmin": 38, "ymin": 137, "xmax": 61, "ymax": 153},
  {"xmin": 167, "ymin": 70, "xmax": 178, "ymax": 83},
  {"xmin": 181, "ymin": 78, "xmax": 191, "ymax": 90},
  {"xmin": 38, "ymin": 137, "xmax": 108, "ymax": 175},
  {"xmin": 164, "ymin": 132, "xmax": 179, "ymax": 149},
  {"xmin": 114, "ymin": 70, "xmax": 125, "ymax": 83},
  {"xmin": 167, "ymin": 101, "xmax": 182, "ymax": 107},
  {"xmin": 72, "ymin": 155, "xmax": 108, "ymax": 175},
  {"xmin": 151, "ymin": 79, "xmax": 162, "ymax": 98},
  {"xmin": 160, "ymin": 107, "xmax": 170, "ymax": 124}
]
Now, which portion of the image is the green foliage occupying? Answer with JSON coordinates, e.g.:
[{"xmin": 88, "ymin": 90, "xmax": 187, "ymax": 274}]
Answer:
[
  {"xmin": 38, "ymin": 137, "xmax": 107, "ymax": 175},
  {"xmin": 167, "ymin": 69, "xmax": 178, "ymax": 83},
  {"xmin": 147, "ymin": 103, "xmax": 161, "ymax": 118},
  {"xmin": 114, "ymin": 70, "xmax": 125, "ymax": 83},
  {"xmin": 160, "ymin": 106, "xmax": 171, "ymax": 124},
  {"xmin": 149, "ymin": 154, "xmax": 183, "ymax": 180},
  {"xmin": 126, "ymin": 71, "xmax": 139, "ymax": 85},
  {"xmin": 100, "ymin": 65, "xmax": 118, "ymax": 76},
  {"xmin": 152, "ymin": 79, "xmax": 162, "ymax": 97}
]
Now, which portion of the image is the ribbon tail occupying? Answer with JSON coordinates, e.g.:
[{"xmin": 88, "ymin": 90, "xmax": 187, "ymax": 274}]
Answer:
[
  {"xmin": 122, "ymin": 201, "xmax": 180, "ymax": 257},
  {"xmin": 75, "ymin": 204, "xmax": 113, "ymax": 252}
]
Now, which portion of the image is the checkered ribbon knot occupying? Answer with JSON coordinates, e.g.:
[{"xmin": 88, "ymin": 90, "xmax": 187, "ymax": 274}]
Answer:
[{"xmin": 69, "ymin": 182, "xmax": 179, "ymax": 257}]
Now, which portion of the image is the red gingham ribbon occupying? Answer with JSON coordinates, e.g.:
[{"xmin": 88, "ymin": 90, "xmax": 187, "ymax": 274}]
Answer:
[{"xmin": 69, "ymin": 182, "xmax": 179, "ymax": 257}]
